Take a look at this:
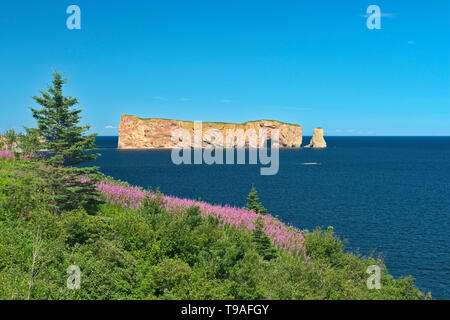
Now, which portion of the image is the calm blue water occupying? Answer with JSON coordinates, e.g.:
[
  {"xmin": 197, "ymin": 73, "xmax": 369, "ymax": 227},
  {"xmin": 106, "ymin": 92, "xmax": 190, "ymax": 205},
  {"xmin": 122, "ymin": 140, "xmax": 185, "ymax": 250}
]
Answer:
[{"xmin": 89, "ymin": 136, "xmax": 450, "ymax": 299}]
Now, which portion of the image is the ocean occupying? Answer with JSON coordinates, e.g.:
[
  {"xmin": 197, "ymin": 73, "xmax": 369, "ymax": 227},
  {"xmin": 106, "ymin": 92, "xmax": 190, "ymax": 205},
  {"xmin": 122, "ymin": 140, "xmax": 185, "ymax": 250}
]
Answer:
[{"xmin": 89, "ymin": 136, "xmax": 450, "ymax": 299}]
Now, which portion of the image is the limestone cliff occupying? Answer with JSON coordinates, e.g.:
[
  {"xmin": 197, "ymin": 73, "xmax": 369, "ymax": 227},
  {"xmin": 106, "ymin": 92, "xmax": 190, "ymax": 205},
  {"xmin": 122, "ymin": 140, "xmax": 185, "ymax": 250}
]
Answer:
[
  {"xmin": 118, "ymin": 115, "xmax": 302, "ymax": 149},
  {"xmin": 0, "ymin": 135, "xmax": 20, "ymax": 152},
  {"xmin": 304, "ymin": 128, "xmax": 327, "ymax": 148}
]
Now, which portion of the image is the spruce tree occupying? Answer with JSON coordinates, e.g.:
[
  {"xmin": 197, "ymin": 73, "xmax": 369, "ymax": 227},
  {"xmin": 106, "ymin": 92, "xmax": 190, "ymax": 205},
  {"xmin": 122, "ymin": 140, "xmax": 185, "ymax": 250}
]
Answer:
[
  {"xmin": 252, "ymin": 216, "xmax": 277, "ymax": 260},
  {"xmin": 28, "ymin": 71, "xmax": 100, "ymax": 213},
  {"xmin": 246, "ymin": 185, "xmax": 267, "ymax": 214},
  {"xmin": 29, "ymin": 71, "xmax": 99, "ymax": 166}
]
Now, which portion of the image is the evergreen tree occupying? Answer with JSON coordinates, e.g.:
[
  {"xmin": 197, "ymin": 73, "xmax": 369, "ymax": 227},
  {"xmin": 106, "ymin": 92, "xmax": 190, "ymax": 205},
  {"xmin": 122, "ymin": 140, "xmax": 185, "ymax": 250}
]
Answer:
[
  {"xmin": 29, "ymin": 71, "xmax": 99, "ymax": 166},
  {"xmin": 252, "ymin": 217, "xmax": 277, "ymax": 261},
  {"xmin": 246, "ymin": 185, "xmax": 267, "ymax": 214},
  {"xmin": 36, "ymin": 165, "xmax": 101, "ymax": 214},
  {"xmin": 27, "ymin": 71, "xmax": 100, "ymax": 213}
]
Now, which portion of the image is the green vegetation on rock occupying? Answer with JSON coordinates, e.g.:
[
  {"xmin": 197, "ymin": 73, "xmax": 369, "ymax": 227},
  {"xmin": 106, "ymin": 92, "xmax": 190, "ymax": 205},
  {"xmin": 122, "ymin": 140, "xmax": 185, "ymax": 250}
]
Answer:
[{"xmin": 126, "ymin": 115, "xmax": 302, "ymax": 127}]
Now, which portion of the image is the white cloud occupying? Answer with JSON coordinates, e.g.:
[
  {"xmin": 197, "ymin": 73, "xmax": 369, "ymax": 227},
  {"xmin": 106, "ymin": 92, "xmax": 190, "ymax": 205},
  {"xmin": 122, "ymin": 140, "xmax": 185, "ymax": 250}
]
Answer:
[
  {"xmin": 360, "ymin": 13, "xmax": 395, "ymax": 18},
  {"xmin": 380, "ymin": 13, "xmax": 394, "ymax": 18},
  {"xmin": 220, "ymin": 99, "xmax": 232, "ymax": 103},
  {"xmin": 105, "ymin": 125, "xmax": 117, "ymax": 129},
  {"xmin": 408, "ymin": 40, "xmax": 416, "ymax": 45},
  {"xmin": 179, "ymin": 97, "xmax": 191, "ymax": 102},
  {"xmin": 153, "ymin": 96, "xmax": 168, "ymax": 101}
]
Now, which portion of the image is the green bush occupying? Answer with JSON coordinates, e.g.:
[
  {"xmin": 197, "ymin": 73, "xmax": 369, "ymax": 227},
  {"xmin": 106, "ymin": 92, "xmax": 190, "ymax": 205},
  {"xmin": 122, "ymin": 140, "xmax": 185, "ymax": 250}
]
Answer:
[{"xmin": 0, "ymin": 159, "xmax": 427, "ymax": 300}]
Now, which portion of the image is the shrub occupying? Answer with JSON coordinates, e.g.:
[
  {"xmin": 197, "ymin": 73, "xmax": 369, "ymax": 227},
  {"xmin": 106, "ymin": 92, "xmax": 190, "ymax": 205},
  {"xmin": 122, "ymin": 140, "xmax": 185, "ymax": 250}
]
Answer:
[
  {"xmin": 252, "ymin": 217, "xmax": 277, "ymax": 261},
  {"xmin": 0, "ymin": 159, "xmax": 427, "ymax": 300}
]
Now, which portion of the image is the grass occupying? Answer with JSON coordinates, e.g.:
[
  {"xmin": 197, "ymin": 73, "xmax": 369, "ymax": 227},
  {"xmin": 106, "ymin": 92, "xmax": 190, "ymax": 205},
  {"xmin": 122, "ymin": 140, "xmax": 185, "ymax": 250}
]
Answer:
[{"xmin": 122, "ymin": 115, "xmax": 302, "ymax": 127}]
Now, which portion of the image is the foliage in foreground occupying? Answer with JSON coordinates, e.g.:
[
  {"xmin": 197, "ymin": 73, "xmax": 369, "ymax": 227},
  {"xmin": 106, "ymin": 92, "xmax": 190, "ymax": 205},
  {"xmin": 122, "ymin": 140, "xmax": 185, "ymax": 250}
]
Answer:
[
  {"xmin": 29, "ymin": 71, "xmax": 99, "ymax": 166},
  {"xmin": 0, "ymin": 157, "xmax": 428, "ymax": 300}
]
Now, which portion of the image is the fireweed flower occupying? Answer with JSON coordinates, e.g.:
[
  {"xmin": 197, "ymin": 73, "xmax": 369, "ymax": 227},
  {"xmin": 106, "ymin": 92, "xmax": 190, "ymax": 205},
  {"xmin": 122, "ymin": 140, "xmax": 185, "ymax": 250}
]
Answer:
[
  {"xmin": 0, "ymin": 150, "xmax": 15, "ymax": 161},
  {"xmin": 95, "ymin": 181, "xmax": 147, "ymax": 209},
  {"xmin": 20, "ymin": 153, "xmax": 35, "ymax": 160},
  {"xmin": 96, "ymin": 180, "xmax": 310, "ymax": 261}
]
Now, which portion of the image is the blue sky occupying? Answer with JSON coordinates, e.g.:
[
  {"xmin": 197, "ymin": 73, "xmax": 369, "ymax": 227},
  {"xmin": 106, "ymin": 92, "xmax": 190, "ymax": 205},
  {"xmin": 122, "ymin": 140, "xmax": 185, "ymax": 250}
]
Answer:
[{"xmin": 0, "ymin": 0, "xmax": 448, "ymax": 136}]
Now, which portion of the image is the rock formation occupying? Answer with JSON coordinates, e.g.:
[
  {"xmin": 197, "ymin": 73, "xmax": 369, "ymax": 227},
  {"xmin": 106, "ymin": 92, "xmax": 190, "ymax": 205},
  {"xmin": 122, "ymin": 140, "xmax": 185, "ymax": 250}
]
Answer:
[
  {"xmin": 0, "ymin": 135, "xmax": 20, "ymax": 152},
  {"xmin": 304, "ymin": 127, "xmax": 327, "ymax": 148},
  {"xmin": 118, "ymin": 115, "xmax": 302, "ymax": 149}
]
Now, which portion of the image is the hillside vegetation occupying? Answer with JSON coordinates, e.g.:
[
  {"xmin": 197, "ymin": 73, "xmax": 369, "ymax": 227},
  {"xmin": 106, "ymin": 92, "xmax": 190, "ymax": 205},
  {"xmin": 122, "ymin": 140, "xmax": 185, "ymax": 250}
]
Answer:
[
  {"xmin": 0, "ymin": 154, "xmax": 427, "ymax": 299},
  {"xmin": 0, "ymin": 71, "xmax": 428, "ymax": 300}
]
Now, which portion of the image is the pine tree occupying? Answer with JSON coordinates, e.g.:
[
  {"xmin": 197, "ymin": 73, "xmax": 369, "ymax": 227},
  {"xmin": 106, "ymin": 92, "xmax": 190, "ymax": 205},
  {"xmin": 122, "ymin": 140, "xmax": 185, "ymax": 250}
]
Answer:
[
  {"xmin": 28, "ymin": 71, "xmax": 101, "ymax": 213},
  {"xmin": 252, "ymin": 216, "xmax": 277, "ymax": 261},
  {"xmin": 29, "ymin": 71, "xmax": 99, "ymax": 166},
  {"xmin": 246, "ymin": 185, "xmax": 267, "ymax": 214}
]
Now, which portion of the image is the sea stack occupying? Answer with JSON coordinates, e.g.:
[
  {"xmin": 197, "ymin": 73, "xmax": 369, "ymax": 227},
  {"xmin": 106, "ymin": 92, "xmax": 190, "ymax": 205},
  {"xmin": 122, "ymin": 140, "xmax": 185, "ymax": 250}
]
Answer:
[{"xmin": 304, "ymin": 127, "xmax": 327, "ymax": 148}]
